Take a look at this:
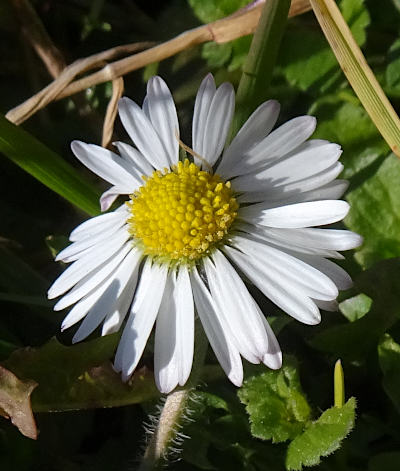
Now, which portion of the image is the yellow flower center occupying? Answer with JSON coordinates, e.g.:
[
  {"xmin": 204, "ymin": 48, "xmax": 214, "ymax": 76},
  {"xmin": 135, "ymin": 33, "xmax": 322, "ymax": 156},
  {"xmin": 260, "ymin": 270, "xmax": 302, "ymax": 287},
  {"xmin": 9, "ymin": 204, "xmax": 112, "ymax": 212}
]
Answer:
[{"xmin": 127, "ymin": 159, "xmax": 238, "ymax": 261}]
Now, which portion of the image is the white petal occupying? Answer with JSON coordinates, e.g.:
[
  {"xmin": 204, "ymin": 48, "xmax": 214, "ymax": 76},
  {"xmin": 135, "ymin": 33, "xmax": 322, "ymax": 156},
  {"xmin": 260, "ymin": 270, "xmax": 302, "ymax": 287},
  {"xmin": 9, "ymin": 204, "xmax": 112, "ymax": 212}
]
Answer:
[
  {"xmin": 154, "ymin": 274, "xmax": 179, "ymax": 393},
  {"xmin": 176, "ymin": 266, "xmax": 194, "ymax": 386},
  {"xmin": 71, "ymin": 249, "xmax": 140, "ymax": 343},
  {"xmin": 295, "ymin": 254, "xmax": 353, "ymax": 291},
  {"xmin": 216, "ymin": 100, "xmax": 280, "ymax": 178},
  {"xmin": 55, "ymin": 225, "xmax": 129, "ymax": 263},
  {"xmin": 258, "ymin": 312, "xmax": 282, "ymax": 369},
  {"xmin": 101, "ymin": 252, "xmax": 143, "ymax": 335},
  {"xmin": 146, "ymin": 76, "xmax": 179, "ymax": 166},
  {"xmin": 232, "ymin": 142, "xmax": 341, "ymax": 192},
  {"xmin": 239, "ymin": 180, "xmax": 349, "ymax": 208},
  {"xmin": 71, "ymin": 141, "xmax": 139, "ymax": 187},
  {"xmin": 237, "ymin": 162, "xmax": 344, "ymax": 203},
  {"xmin": 224, "ymin": 245, "xmax": 321, "ymax": 325},
  {"xmin": 200, "ymin": 83, "xmax": 235, "ymax": 167},
  {"xmin": 236, "ymin": 223, "xmax": 345, "ymax": 259},
  {"xmin": 206, "ymin": 251, "xmax": 277, "ymax": 365},
  {"xmin": 192, "ymin": 74, "xmax": 216, "ymax": 156},
  {"xmin": 258, "ymin": 227, "xmax": 363, "ymax": 252},
  {"xmin": 113, "ymin": 141, "xmax": 154, "ymax": 176},
  {"xmin": 232, "ymin": 116, "xmax": 316, "ymax": 172},
  {"xmin": 190, "ymin": 266, "xmax": 243, "ymax": 386},
  {"xmin": 60, "ymin": 249, "xmax": 139, "ymax": 332},
  {"xmin": 232, "ymin": 235, "xmax": 338, "ymax": 301},
  {"xmin": 100, "ymin": 186, "xmax": 132, "ymax": 212},
  {"xmin": 239, "ymin": 200, "xmax": 350, "ymax": 228},
  {"xmin": 114, "ymin": 259, "xmax": 168, "ymax": 380},
  {"xmin": 154, "ymin": 267, "xmax": 195, "ymax": 393},
  {"xmin": 48, "ymin": 228, "xmax": 130, "ymax": 299},
  {"xmin": 118, "ymin": 97, "xmax": 170, "ymax": 169},
  {"xmin": 142, "ymin": 95, "xmax": 150, "ymax": 119},
  {"xmin": 54, "ymin": 243, "xmax": 132, "ymax": 311},
  {"xmin": 69, "ymin": 206, "xmax": 127, "ymax": 242}
]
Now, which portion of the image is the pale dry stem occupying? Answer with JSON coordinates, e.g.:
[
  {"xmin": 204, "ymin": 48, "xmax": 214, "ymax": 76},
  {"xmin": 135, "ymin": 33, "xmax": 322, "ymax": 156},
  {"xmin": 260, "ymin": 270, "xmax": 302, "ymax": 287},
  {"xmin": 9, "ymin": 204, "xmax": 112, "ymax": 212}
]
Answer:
[
  {"xmin": 10, "ymin": 0, "xmax": 66, "ymax": 79},
  {"xmin": 101, "ymin": 77, "xmax": 125, "ymax": 148},
  {"xmin": 6, "ymin": 0, "xmax": 311, "ymax": 126}
]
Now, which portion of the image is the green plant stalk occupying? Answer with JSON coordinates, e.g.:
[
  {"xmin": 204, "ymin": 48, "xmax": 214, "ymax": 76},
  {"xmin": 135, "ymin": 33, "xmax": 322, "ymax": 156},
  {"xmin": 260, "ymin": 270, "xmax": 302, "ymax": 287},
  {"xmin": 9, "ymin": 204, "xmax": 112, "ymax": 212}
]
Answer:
[
  {"xmin": 0, "ymin": 114, "xmax": 100, "ymax": 215},
  {"xmin": 334, "ymin": 359, "xmax": 345, "ymax": 408},
  {"xmin": 230, "ymin": 0, "xmax": 291, "ymax": 139},
  {"xmin": 310, "ymin": 0, "xmax": 400, "ymax": 158},
  {"xmin": 138, "ymin": 321, "xmax": 209, "ymax": 471}
]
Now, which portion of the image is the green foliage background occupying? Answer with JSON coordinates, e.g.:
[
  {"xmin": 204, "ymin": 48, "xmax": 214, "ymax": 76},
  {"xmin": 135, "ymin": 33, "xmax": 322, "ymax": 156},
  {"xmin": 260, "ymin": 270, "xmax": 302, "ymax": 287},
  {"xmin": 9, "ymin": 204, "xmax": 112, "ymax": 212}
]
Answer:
[{"xmin": 1, "ymin": 0, "xmax": 400, "ymax": 469}]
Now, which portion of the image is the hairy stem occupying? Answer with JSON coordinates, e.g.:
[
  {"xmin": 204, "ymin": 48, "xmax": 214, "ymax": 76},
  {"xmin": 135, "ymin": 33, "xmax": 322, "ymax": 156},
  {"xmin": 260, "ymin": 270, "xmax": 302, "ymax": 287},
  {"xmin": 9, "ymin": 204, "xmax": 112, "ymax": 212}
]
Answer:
[{"xmin": 138, "ymin": 321, "xmax": 208, "ymax": 471}]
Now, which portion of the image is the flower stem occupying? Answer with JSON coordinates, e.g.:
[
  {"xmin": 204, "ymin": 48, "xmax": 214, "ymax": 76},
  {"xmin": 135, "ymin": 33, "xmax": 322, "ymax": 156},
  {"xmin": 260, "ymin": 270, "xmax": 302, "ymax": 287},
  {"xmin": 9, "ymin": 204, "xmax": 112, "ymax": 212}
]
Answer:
[
  {"xmin": 230, "ymin": 0, "xmax": 291, "ymax": 140},
  {"xmin": 138, "ymin": 321, "xmax": 208, "ymax": 470}
]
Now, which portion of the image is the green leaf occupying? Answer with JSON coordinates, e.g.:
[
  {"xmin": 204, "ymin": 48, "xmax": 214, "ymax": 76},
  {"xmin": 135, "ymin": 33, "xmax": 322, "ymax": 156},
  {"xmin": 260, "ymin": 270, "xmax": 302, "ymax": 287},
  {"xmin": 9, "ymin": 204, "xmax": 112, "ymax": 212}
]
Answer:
[
  {"xmin": 339, "ymin": 293, "xmax": 372, "ymax": 322},
  {"xmin": 312, "ymin": 99, "xmax": 388, "ymax": 180},
  {"xmin": 280, "ymin": 28, "xmax": 339, "ymax": 92},
  {"xmin": 310, "ymin": 0, "xmax": 400, "ymax": 159},
  {"xmin": 285, "ymin": 398, "xmax": 356, "ymax": 470},
  {"xmin": 340, "ymin": 0, "xmax": 370, "ymax": 46},
  {"xmin": 386, "ymin": 39, "xmax": 400, "ymax": 90},
  {"xmin": 196, "ymin": 391, "xmax": 229, "ymax": 411},
  {"xmin": 280, "ymin": 0, "xmax": 370, "ymax": 92},
  {"xmin": 0, "ymin": 114, "xmax": 100, "ymax": 216},
  {"xmin": 2, "ymin": 336, "xmax": 158, "ymax": 411},
  {"xmin": 238, "ymin": 357, "xmax": 311, "ymax": 443},
  {"xmin": 346, "ymin": 153, "xmax": 400, "ymax": 268},
  {"xmin": 188, "ymin": 0, "xmax": 248, "ymax": 23},
  {"xmin": 378, "ymin": 334, "xmax": 400, "ymax": 413},
  {"xmin": 202, "ymin": 42, "xmax": 232, "ymax": 68},
  {"xmin": 310, "ymin": 258, "xmax": 400, "ymax": 360}
]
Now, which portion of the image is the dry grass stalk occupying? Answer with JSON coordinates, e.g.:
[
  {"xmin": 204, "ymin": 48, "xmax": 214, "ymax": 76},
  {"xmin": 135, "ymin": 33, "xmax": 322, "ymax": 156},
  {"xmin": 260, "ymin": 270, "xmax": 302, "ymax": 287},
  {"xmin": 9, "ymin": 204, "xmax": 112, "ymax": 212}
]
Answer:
[
  {"xmin": 102, "ymin": 77, "xmax": 125, "ymax": 148},
  {"xmin": 6, "ymin": 42, "xmax": 153, "ymax": 125},
  {"xmin": 10, "ymin": 0, "xmax": 66, "ymax": 78},
  {"xmin": 6, "ymin": 0, "xmax": 311, "ymax": 125}
]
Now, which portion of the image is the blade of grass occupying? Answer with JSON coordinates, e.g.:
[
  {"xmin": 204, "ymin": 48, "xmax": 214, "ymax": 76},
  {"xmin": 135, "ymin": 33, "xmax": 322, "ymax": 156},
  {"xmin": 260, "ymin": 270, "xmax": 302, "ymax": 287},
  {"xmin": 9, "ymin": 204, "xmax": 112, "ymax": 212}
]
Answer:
[
  {"xmin": 0, "ymin": 114, "xmax": 101, "ymax": 215},
  {"xmin": 230, "ymin": 0, "xmax": 291, "ymax": 139},
  {"xmin": 310, "ymin": 0, "xmax": 400, "ymax": 158}
]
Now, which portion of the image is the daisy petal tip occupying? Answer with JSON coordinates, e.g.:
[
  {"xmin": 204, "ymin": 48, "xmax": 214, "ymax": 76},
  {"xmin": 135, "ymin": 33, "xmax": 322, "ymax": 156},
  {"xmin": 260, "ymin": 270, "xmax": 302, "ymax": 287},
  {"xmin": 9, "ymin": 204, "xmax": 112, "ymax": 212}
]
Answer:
[
  {"xmin": 47, "ymin": 288, "xmax": 58, "ymax": 300},
  {"xmin": 159, "ymin": 381, "xmax": 176, "ymax": 395},
  {"xmin": 111, "ymin": 360, "xmax": 122, "ymax": 374},
  {"xmin": 268, "ymin": 99, "xmax": 281, "ymax": 113},
  {"xmin": 228, "ymin": 369, "xmax": 243, "ymax": 388},
  {"xmin": 147, "ymin": 75, "xmax": 165, "ymax": 89},
  {"xmin": 263, "ymin": 352, "xmax": 282, "ymax": 370},
  {"xmin": 60, "ymin": 319, "xmax": 73, "ymax": 332},
  {"xmin": 203, "ymin": 72, "xmax": 215, "ymax": 85},
  {"xmin": 71, "ymin": 334, "xmax": 80, "ymax": 344},
  {"xmin": 307, "ymin": 314, "xmax": 322, "ymax": 326},
  {"xmin": 70, "ymin": 140, "xmax": 88, "ymax": 157},
  {"xmin": 100, "ymin": 189, "xmax": 119, "ymax": 212},
  {"xmin": 53, "ymin": 300, "xmax": 65, "ymax": 312},
  {"xmin": 121, "ymin": 369, "xmax": 133, "ymax": 383},
  {"xmin": 117, "ymin": 96, "xmax": 132, "ymax": 111},
  {"xmin": 353, "ymin": 233, "xmax": 364, "ymax": 248}
]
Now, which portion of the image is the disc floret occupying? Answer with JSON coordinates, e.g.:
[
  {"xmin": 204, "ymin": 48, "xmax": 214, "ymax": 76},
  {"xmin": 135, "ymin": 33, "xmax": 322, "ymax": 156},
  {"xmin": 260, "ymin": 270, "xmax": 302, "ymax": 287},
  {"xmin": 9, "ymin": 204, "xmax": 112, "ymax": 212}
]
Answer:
[{"xmin": 127, "ymin": 159, "xmax": 238, "ymax": 261}]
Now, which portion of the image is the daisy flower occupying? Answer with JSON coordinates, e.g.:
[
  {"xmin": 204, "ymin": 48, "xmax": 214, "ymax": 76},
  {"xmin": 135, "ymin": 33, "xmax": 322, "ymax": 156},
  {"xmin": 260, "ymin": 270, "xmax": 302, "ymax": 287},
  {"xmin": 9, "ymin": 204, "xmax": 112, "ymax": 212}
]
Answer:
[{"xmin": 48, "ymin": 74, "xmax": 362, "ymax": 394}]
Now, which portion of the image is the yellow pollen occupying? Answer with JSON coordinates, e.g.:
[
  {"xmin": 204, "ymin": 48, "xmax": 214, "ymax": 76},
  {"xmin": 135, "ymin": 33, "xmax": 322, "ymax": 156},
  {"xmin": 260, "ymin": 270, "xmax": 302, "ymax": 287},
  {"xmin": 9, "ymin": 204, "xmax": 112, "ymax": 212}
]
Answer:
[{"xmin": 127, "ymin": 159, "xmax": 238, "ymax": 261}]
